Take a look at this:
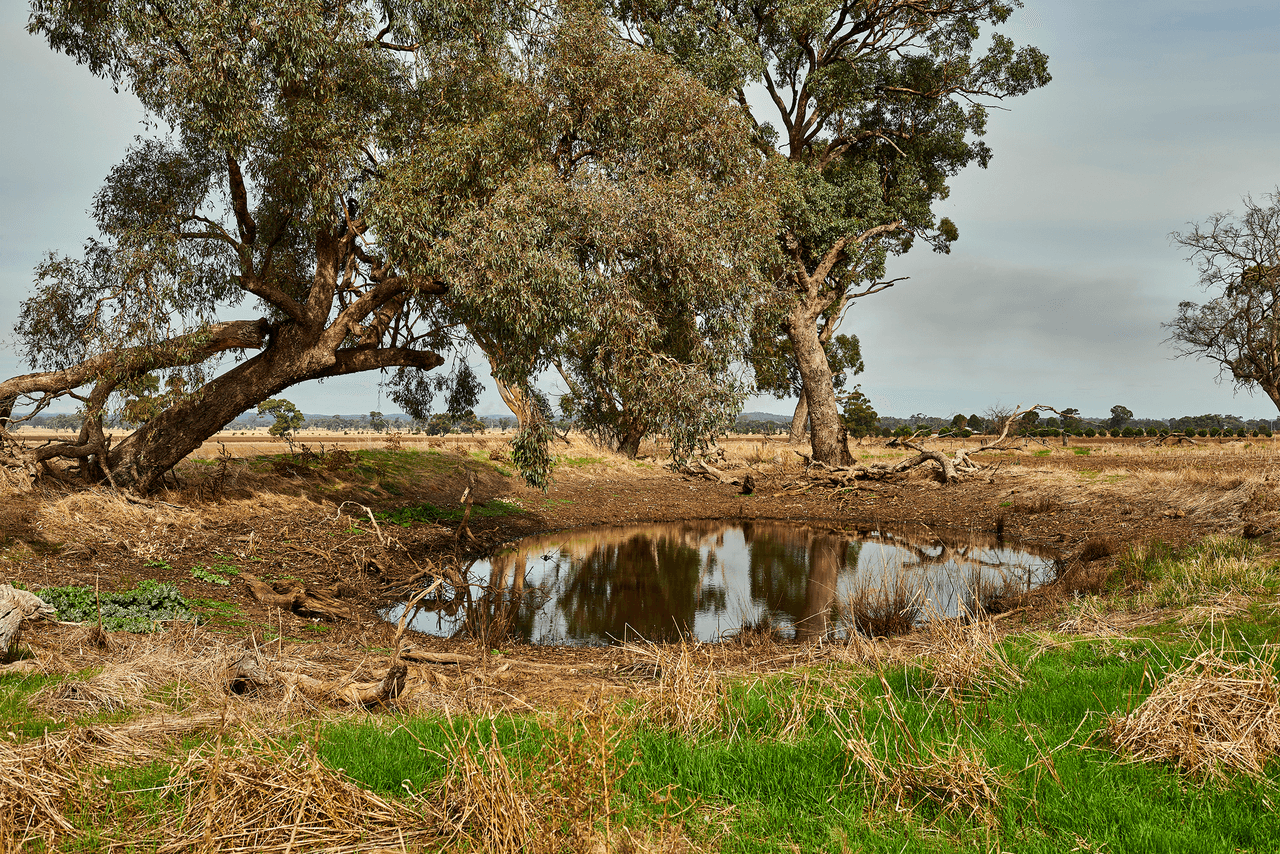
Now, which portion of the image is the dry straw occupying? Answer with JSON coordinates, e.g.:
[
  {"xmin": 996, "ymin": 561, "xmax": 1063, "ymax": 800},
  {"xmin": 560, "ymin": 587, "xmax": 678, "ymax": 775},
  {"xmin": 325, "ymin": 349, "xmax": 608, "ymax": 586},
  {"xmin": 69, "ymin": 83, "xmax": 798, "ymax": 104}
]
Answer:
[
  {"xmin": 628, "ymin": 640, "xmax": 728, "ymax": 738},
  {"xmin": 1107, "ymin": 648, "xmax": 1280, "ymax": 780},
  {"xmin": 160, "ymin": 738, "xmax": 440, "ymax": 854},
  {"xmin": 916, "ymin": 613, "xmax": 1023, "ymax": 702},
  {"xmin": 833, "ymin": 672, "xmax": 1007, "ymax": 828}
]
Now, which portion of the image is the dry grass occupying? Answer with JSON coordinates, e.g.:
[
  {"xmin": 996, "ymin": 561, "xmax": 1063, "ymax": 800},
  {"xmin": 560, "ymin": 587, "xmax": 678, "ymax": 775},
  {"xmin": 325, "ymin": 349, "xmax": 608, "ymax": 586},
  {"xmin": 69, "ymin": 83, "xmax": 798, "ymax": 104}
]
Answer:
[
  {"xmin": 436, "ymin": 700, "xmax": 669, "ymax": 854},
  {"xmin": 838, "ymin": 572, "xmax": 923, "ymax": 638},
  {"xmin": 1106, "ymin": 648, "xmax": 1280, "ymax": 781},
  {"xmin": 834, "ymin": 672, "xmax": 1008, "ymax": 828},
  {"xmin": 0, "ymin": 714, "xmax": 278, "ymax": 851},
  {"xmin": 916, "ymin": 615, "xmax": 1023, "ymax": 702},
  {"xmin": 160, "ymin": 736, "xmax": 440, "ymax": 854},
  {"xmin": 630, "ymin": 640, "xmax": 729, "ymax": 738}
]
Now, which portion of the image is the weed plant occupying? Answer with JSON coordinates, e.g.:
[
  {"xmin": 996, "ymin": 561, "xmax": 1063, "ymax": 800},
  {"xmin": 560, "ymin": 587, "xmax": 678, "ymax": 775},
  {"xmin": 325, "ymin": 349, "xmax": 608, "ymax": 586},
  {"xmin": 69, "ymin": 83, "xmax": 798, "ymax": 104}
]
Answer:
[{"xmin": 37, "ymin": 580, "xmax": 198, "ymax": 632}]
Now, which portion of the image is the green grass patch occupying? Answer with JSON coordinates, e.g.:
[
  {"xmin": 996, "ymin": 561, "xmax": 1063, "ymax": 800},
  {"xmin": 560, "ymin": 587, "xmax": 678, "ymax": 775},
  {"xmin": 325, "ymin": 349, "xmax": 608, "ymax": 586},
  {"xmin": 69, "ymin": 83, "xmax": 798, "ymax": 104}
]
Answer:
[
  {"xmin": 1119, "ymin": 536, "xmax": 1279, "ymax": 607},
  {"xmin": 302, "ymin": 623, "xmax": 1280, "ymax": 854},
  {"xmin": 558, "ymin": 455, "xmax": 604, "ymax": 468},
  {"xmin": 1073, "ymin": 447, "xmax": 1092, "ymax": 456},
  {"xmin": 37, "ymin": 580, "xmax": 199, "ymax": 632},
  {"xmin": 376, "ymin": 499, "xmax": 524, "ymax": 527},
  {"xmin": 1034, "ymin": 449, "xmax": 1051, "ymax": 457},
  {"xmin": 0, "ymin": 672, "xmax": 66, "ymax": 739}
]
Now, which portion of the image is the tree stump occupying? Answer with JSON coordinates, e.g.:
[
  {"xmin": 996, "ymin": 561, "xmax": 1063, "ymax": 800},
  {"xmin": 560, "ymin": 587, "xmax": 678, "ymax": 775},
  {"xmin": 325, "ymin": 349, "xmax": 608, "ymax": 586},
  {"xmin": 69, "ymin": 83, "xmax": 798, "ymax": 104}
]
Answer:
[{"xmin": 0, "ymin": 585, "xmax": 56, "ymax": 655}]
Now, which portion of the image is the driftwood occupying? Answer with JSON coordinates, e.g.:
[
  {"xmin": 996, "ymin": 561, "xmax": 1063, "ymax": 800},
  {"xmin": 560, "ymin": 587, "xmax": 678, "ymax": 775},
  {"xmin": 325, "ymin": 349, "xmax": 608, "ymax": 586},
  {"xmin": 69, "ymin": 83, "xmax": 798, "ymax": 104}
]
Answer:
[
  {"xmin": 807, "ymin": 403, "xmax": 1066, "ymax": 486},
  {"xmin": 1145, "ymin": 432, "xmax": 1198, "ymax": 446},
  {"xmin": 240, "ymin": 574, "xmax": 352, "ymax": 621},
  {"xmin": 278, "ymin": 662, "xmax": 409, "ymax": 707},
  {"xmin": 1, "ymin": 585, "xmax": 56, "ymax": 653},
  {"xmin": 674, "ymin": 457, "xmax": 742, "ymax": 486}
]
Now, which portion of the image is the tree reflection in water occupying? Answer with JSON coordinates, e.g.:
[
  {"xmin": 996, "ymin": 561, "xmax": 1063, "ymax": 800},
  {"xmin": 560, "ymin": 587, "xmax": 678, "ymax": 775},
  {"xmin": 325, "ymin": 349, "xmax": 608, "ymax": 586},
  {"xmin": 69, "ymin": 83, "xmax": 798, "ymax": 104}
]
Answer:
[{"xmin": 383, "ymin": 521, "xmax": 1059, "ymax": 645}]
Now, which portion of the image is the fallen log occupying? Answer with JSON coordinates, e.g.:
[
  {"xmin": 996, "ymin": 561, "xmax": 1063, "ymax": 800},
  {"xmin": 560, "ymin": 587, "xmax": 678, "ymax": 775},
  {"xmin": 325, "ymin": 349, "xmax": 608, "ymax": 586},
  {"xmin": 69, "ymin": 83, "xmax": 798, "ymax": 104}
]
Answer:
[
  {"xmin": 1, "ymin": 584, "xmax": 56, "ymax": 654},
  {"xmin": 240, "ymin": 574, "xmax": 352, "ymax": 621},
  {"xmin": 278, "ymin": 662, "xmax": 409, "ymax": 707}
]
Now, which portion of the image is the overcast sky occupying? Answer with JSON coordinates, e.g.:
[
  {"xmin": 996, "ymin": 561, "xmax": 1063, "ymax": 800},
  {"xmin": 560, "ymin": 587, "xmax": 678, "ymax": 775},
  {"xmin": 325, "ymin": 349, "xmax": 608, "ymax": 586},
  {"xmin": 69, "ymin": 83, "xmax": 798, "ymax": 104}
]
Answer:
[{"xmin": 3, "ymin": 1, "xmax": 1280, "ymax": 422}]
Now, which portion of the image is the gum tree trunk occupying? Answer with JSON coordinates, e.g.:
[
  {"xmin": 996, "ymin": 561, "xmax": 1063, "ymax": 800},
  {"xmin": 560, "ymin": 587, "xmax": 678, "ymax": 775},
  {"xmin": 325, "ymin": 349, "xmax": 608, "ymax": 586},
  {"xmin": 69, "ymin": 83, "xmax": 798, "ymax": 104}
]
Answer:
[
  {"xmin": 106, "ymin": 324, "xmax": 443, "ymax": 492},
  {"xmin": 788, "ymin": 395, "xmax": 809, "ymax": 445},
  {"xmin": 787, "ymin": 304, "xmax": 851, "ymax": 467}
]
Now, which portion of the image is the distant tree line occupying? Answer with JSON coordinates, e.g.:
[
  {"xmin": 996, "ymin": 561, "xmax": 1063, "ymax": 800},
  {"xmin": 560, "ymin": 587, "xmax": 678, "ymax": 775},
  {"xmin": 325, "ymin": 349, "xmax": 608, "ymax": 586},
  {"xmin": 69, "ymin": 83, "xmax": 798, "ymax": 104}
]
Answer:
[{"xmin": 731, "ymin": 407, "xmax": 1276, "ymax": 439}]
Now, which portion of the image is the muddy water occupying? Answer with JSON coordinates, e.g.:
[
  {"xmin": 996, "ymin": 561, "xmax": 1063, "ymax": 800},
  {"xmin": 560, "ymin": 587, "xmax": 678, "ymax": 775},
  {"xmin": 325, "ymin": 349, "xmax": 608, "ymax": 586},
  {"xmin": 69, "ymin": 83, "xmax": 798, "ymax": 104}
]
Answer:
[{"xmin": 385, "ymin": 521, "xmax": 1058, "ymax": 645}]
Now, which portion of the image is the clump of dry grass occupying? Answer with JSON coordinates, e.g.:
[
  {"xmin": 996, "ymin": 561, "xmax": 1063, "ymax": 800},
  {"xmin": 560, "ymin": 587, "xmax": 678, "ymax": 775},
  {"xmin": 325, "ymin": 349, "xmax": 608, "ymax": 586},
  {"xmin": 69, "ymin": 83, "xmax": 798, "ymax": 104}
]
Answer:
[
  {"xmin": 833, "ymin": 673, "xmax": 1008, "ymax": 828},
  {"xmin": 164, "ymin": 737, "xmax": 441, "ymax": 853},
  {"xmin": 0, "ymin": 714, "xmax": 256, "ymax": 851},
  {"xmin": 1011, "ymin": 492, "xmax": 1059, "ymax": 514},
  {"xmin": 1078, "ymin": 537, "xmax": 1116, "ymax": 563},
  {"xmin": 437, "ymin": 701, "xmax": 655, "ymax": 854},
  {"xmin": 1106, "ymin": 648, "xmax": 1280, "ymax": 780},
  {"xmin": 916, "ymin": 615, "xmax": 1023, "ymax": 701},
  {"xmin": 838, "ymin": 573, "xmax": 922, "ymax": 638},
  {"xmin": 1056, "ymin": 595, "xmax": 1124, "ymax": 636},
  {"xmin": 29, "ymin": 626, "xmax": 273, "ymax": 716},
  {"xmin": 630, "ymin": 640, "xmax": 728, "ymax": 738}
]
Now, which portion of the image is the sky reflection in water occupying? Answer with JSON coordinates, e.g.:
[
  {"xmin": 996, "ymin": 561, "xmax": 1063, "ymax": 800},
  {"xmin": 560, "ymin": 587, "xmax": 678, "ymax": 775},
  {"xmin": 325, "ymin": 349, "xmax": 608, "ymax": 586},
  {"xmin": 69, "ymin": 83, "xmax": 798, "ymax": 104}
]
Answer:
[{"xmin": 385, "ymin": 521, "xmax": 1058, "ymax": 645}]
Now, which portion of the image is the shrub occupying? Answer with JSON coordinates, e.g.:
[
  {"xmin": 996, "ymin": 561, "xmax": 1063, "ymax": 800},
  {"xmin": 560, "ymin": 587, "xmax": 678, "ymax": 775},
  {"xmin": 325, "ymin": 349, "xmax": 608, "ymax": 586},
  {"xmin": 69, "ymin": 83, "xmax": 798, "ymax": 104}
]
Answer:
[
  {"xmin": 1121, "ymin": 426, "xmax": 1138, "ymax": 438},
  {"xmin": 1237, "ymin": 427, "xmax": 1248, "ymax": 437},
  {"xmin": 1109, "ymin": 428, "xmax": 1121, "ymax": 438},
  {"xmin": 1083, "ymin": 427, "xmax": 1097, "ymax": 438}
]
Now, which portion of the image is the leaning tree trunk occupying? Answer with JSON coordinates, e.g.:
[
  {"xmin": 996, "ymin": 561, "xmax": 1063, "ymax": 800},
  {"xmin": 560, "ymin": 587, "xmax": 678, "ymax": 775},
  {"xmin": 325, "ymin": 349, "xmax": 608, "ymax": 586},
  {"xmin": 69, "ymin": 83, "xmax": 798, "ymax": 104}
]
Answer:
[
  {"xmin": 106, "ymin": 323, "xmax": 440, "ymax": 492},
  {"xmin": 787, "ymin": 308, "xmax": 851, "ymax": 467},
  {"xmin": 788, "ymin": 394, "xmax": 809, "ymax": 445}
]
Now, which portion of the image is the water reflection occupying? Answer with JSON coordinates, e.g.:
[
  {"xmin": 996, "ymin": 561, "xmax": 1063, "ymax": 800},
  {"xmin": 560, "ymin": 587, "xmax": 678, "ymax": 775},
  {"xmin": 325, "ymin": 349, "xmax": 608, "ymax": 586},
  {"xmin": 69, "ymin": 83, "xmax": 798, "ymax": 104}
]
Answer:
[{"xmin": 384, "ymin": 521, "xmax": 1059, "ymax": 645}]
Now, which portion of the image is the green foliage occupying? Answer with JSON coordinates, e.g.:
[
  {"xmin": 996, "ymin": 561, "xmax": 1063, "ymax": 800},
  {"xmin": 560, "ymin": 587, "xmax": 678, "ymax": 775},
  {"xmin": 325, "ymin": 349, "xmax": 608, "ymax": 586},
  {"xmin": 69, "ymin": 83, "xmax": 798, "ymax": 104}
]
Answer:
[
  {"xmin": 839, "ymin": 385, "xmax": 879, "ymax": 439},
  {"xmin": 257, "ymin": 399, "xmax": 304, "ymax": 439},
  {"xmin": 1108, "ymin": 405, "xmax": 1133, "ymax": 430},
  {"xmin": 190, "ymin": 556, "xmax": 239, "ymax": 585},
  {"xmin": 376, "ymin": 500, "xmax": 524, "ymax": 527},
  {"xmin": 612, "ymin": 0, "xmax": 1049, "ymax": 462},
  {"xmin": 510, "ymin": 408, "xmax": 557, "ymax": 490},
  {"xmin": 37, "ymin": 580, "xmax": 198, "ymax": 632}
]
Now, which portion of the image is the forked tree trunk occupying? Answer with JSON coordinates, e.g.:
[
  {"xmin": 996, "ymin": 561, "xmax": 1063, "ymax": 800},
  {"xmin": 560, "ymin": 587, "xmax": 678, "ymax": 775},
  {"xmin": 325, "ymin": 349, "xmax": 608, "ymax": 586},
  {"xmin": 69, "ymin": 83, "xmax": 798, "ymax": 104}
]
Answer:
[
  {"xmin": 617, "ymin": 423, "xmax": 645, "ymax": 459},
  {"xmin": 787, "ymin": 306, "xmax": 851, "ymax": 467}
]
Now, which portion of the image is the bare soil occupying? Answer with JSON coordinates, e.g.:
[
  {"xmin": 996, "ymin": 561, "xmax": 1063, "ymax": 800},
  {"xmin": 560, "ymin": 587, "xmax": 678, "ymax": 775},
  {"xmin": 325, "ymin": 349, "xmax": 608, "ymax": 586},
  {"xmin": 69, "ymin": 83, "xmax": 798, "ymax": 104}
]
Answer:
[{"xmin": 4, "ymin": 432, "xmax": 1276, "ymax": 707}]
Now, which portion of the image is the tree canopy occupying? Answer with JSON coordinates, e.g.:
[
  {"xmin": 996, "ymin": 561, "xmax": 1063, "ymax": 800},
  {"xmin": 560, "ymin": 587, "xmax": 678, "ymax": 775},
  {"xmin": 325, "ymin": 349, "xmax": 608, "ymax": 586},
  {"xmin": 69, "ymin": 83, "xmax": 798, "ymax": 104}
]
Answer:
[
  {"xmin": 1166, "ymin": 189, "xmax": 1280, "ymax": 412},
  {"xmin": 612, "ymin": 0, "xmax": 1050, "ymax": 465},
  {"xmin": 1, "ymin": 0, "xmax": 777, "ymax": 491}
]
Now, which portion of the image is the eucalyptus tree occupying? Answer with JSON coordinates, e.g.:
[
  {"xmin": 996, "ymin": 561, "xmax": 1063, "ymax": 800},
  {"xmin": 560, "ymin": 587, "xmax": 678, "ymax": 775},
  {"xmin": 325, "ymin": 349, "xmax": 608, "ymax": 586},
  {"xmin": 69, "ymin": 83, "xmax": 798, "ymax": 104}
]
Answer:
[
  {"xmin": 1166, "ymin": 190, "xmax": 1280, "ymax": 412},
  {"xmin": 752, "ymin": 329, "xmax": 863, "ymax": 444},
  {"xmin": 613, "ymin": 0, "xmax": 1050, "ymax": 464},
  {"xmin": 2, "ymin": 0, "xmax": 775, "ymax": 491}
]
